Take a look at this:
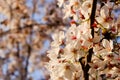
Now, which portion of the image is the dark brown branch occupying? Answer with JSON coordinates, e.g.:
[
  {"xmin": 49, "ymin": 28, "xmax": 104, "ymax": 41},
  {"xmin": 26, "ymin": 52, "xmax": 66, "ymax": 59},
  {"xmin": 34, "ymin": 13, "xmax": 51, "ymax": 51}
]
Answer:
[
  {"xmin": 79, "ymin": 57, "xmax": 85, "ymax": 71},
  {"xmin": 16, "ymin": 42, "xmax": 25, "ymax": 80},
  {"xmin": 23, "ymin": 27, "xmax": 33, "ymax": 80},
  {"xmin": 23, "ymin": 44, "xmax": 31, "ymax": 80},
  {"xmin": 85, "ymin": 0, "xmax": 97, "ymax": 80},
  {"xmin": 90, "ymin": 0, "xmax": 97, "ymax": 38},
  {"xmin": 16, "ymin": 42, "xmax": 20, "ymax": 57},
  {"xmin": 79, "ymin": 0, "xmax": 97, "ymax": 80}
]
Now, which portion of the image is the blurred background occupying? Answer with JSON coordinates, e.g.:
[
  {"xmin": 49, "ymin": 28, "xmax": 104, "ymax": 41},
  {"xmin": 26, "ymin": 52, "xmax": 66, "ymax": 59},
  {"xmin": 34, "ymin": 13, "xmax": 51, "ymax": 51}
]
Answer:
[
  {"xmin": 0, "ymin": 0, "xmax": 120, "ymax": 80},
  {"xmin": 0, "ymin": 0, "xmax": 69, "ymax": 80}
]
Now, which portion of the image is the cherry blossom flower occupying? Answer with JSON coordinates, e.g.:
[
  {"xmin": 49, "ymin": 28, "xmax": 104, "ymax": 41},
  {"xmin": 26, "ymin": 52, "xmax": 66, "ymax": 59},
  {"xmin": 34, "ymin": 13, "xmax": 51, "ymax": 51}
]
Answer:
[
  {"xmin": 102, "ymin": 39, "xmax": 113, "ymax": 51},
  {"xmin": 51, "ymin": 31, "xmax": 65, "ymax": 47},
  {"xmin": 57, "ymin": 0, "xmax": 65, "ymax": 7},
  {"xmin": 81, "ymin": 0, "xmax": 92, "ymax": 14},
  {"xmin": 96, "ymin": 6, "xmax": 114, "ymax": 29}
]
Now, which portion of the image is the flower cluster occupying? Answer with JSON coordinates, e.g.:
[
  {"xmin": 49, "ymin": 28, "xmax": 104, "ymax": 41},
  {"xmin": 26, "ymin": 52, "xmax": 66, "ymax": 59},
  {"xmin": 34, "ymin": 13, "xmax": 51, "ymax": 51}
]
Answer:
[{"xmin": 46, "ymin": 0, "xmax": 120, "ymax": 80}]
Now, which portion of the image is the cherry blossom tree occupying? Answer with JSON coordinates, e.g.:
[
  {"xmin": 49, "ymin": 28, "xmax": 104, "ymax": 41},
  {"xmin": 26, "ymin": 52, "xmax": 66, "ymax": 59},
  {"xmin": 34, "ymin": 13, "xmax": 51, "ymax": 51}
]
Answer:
[{"xmin": 46, "ymin": 0, "xmax": 120, "ymax": 80}]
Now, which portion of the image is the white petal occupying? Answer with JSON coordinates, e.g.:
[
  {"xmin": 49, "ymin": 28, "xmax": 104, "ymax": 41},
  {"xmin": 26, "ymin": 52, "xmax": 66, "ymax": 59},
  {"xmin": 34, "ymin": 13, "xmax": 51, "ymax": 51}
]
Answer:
[
  {"xmin": 102, "ymin": 39, "xmax": 109, "ymax": 48},
  {"xmin": 110, "ymin": 40, "xmax": 113, "ymax": 50},
  {"xmin": 100, "ymin": 6, "xmax": 109, "ymax": 18}
]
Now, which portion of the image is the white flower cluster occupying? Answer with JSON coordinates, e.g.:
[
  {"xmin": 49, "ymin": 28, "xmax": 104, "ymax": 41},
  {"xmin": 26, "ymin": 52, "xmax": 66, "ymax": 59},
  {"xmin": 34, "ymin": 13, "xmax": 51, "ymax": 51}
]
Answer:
[{"xmin": 46, "ymin": 0, "xmax": 120, "ymax": 80}]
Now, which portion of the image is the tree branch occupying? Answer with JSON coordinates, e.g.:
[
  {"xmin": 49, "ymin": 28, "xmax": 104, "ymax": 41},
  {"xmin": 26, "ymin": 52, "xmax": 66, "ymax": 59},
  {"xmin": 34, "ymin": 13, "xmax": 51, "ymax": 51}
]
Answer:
[
  {"xmin": 0, "ymin": 23, "xmax": 46, "ymax": 37},
  {"xmin": 23, "ymin": 27, "xmax": 33, "ymax": 80},
  {"xmin": 85, "ymin": 0, "xmax": 97, "ymax": 80},
  {"xmin": 0, "ymin": 22, "xmax": 66, "ymax": 37},
  {"xmin": 80, "ymin": 0, "xmax": 97, "ymax": 80}
]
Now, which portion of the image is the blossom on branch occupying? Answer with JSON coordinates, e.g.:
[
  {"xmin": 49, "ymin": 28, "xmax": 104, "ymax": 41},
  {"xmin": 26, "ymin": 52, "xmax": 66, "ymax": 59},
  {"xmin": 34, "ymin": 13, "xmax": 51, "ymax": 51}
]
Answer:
[{"xmin": 46, "ymin": 0, "xmax": 120, "ymax": 80}]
